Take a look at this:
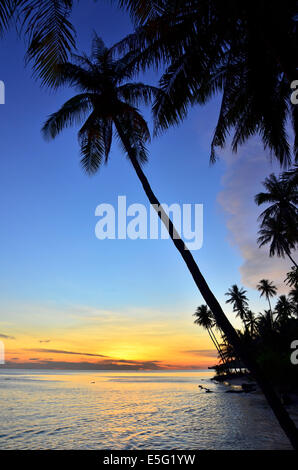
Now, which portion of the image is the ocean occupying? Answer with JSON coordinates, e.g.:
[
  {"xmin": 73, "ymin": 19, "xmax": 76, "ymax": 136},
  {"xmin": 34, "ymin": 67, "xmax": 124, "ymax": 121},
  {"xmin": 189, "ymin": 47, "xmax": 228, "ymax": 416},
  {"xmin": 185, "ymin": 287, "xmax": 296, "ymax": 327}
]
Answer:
[{"xmin": 0, "ymin": 369, "xmax": 294, "ymax": 449}]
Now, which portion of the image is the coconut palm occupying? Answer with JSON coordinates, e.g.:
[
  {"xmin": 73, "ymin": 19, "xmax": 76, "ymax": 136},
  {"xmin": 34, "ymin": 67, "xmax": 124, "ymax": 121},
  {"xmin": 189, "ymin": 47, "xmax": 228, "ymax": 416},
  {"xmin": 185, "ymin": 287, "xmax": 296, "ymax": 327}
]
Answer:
[
  {"xmin": 289, "ymin": 287, "xmax": 298, "ymax": 316},
  {"xmin": 41, "ymin": 34, "xmax": 249, "ymax": 370},
  {"xmin": 225, "ymin": 284, "xmax": 249, "ymax": 323},
  {"xmin": 42, "ymin": 35, "xmax": 298, "ymax": 449},
  {"xmin": 117, "ymin": 0, "xmax": 298, "ymax": 165},
  {"xmin": 255, "ymin": 173, "xmax": 298, "ymax": 238},
  {"xmin": 193, "ymin": 305, "xmax": 225, "ymax": 364},
  {"xmin": 285, "ymin": 266, "xmax": 298, "ymax": 287},
  {"xmin": 256, "ymin": 310, "xmax": 276, "ymax": 339},
  {"xmin": 245, "ymin": 310, "xmax": 257, "ymax": 337},
  {"xmin": 275, "ymin": 295, "xmax": 294, "ymax": 323},
  {"xmin": 257, "ymin": 279, "xmax": 277, "ymax": 320},
  {"xmin": 257, "ymin": 217, "xmax": 297, "ymax": 267}
]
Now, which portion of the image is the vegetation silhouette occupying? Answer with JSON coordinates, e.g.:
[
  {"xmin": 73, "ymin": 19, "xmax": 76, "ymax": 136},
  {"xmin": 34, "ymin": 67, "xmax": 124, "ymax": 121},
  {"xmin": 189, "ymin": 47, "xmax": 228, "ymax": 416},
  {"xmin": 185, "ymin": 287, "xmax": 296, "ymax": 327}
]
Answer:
[
  {"xmin": 195, "ymin": 270, "xmax": 298, "ymax": 409},
  {"xmin": 256, "ymin": 172, "xmax": 298, "ymax": 267}
]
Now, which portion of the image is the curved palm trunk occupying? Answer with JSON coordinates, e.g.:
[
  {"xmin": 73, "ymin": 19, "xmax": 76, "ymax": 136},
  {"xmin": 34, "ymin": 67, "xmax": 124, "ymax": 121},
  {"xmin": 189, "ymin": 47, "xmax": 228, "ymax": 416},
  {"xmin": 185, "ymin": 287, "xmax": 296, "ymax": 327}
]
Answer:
[{"xmin": 114, "ymin": 119, "xmax": 298, "ymax": 449}]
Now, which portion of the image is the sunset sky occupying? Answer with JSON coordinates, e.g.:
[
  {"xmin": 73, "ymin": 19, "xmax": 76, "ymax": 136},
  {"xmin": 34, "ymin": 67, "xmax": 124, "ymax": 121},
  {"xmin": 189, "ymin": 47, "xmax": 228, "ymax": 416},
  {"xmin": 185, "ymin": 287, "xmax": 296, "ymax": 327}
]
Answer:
[{"xmin": 0, "ymin": 2, "xmax": 294, "ymax": 370}]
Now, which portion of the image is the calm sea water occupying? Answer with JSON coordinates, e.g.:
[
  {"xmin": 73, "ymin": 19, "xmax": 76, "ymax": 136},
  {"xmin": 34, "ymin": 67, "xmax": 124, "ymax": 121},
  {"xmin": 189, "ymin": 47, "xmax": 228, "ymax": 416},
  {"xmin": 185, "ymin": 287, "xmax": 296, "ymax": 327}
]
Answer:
[{"xmin": 0, "ymin": 369, "xmax": 295, "ymax": 449}]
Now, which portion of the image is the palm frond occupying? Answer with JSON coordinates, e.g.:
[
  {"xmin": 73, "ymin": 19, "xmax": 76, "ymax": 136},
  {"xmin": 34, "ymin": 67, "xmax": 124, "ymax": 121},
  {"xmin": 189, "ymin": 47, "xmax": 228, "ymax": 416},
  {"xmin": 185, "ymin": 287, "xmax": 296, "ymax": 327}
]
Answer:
[
  {"xmin": 0, "ymin": 0, "xmax": 15, "ymax": 35},
  {"xmin": 78, "ymin": 112, "xmax": 106, "ymax": 174},
  {"xmin": 20, "ymin": 0, "xmax": 76, "ymax": 87},
  {"xmin": 42, "ymin": 93, "xmax": 92, "ymax": 139}
]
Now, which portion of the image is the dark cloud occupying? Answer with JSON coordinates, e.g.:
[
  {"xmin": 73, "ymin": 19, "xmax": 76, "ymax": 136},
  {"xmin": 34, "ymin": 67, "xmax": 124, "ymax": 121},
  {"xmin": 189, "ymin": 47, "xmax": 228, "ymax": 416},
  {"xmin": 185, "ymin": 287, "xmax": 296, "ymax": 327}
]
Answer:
[
  {"xmin": 39, "ymin": 340, "xmax": 51, "ymax": 343},
  {"xmin": 0, "ymin": 334, "xmax": 15, "ymax": 340},
  {"xmin": 26, "ymin": 348, "xmax": 110, "ymax": 358},
  {"xmin": 1, "ymin": 360, "xmax": 164, "ymax": 371}
]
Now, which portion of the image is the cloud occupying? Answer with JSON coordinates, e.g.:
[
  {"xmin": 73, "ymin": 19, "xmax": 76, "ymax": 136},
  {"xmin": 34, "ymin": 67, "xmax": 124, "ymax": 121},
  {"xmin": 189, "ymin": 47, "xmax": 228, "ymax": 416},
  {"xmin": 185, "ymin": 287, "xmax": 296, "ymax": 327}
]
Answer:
[
  {"xmin": 1, "ymin": 360, "xmax": 164, "ymax": 371},
  {"xmin": 182, "ymin": 349, "xmax": 217, "ymax": 357},
  {"xmin": 39, "ymin": 340, "xmax": 51, "ymax": 343},
  {"xmin": 26, "ymin": 348, "xmax": 110, "ymax": 358},
  {"xmin": 0, "ymin": 333, "xmax": 15, "ymax": 340},
  {"xmin": 217, "ymin": 140, "xmax": 296, "ymax": 292}
]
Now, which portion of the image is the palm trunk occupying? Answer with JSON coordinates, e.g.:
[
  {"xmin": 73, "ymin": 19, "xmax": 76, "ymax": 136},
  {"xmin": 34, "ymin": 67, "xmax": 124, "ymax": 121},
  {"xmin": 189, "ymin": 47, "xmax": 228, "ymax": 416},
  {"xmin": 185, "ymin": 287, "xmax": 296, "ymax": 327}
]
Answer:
[
  {"xmin": 208, "ymin": 327, "xmax": 226, "ymax": 367},
  {"xmin": 267, "ymin": 296, "xmax": 273, "ymax": 326},
  {"xmin": 114, "ymin": 119, "xmax": 298, "ymax": 449}
]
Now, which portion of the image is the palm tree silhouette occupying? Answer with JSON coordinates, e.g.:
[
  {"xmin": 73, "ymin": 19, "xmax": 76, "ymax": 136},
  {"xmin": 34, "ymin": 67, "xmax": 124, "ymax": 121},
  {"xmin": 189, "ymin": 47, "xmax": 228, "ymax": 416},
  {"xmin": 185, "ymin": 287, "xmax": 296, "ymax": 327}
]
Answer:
[
  {"xmin": 255, "ymin": 173, "xmax": 298, "ymax": 233},
  {"xmin": 225, "ymin": 284, "xmax": 249, "ymax": 323},
  {"xmin": 245, "ymin": 310, "xmax": 257, "ymax": 337},
  {"xmin": 257, "ymin": 279, "xmax": 277, "ymax": 322},
  {"xmin": 285, "ymin": 266, "xmax": 298, "ymax": 287},
  {"xmin": 255, "ymin": 173, "xmax": 297, "ymax": 266},
  {"xmin": 257, "ymin": 217, "xmax": 297, "ymax": 267},
  {"xmin": 117, "ymin": 1, "xmax": 298, "ymax": 165},
  {"xmin": 42, "ymin": 35, "xmax": 298, "ymax": 449},
  {"xmin": 275, "ymin": 295, "xmax": 294, "ymax": 323},
  {"xmin": 289, "ymin": 287, "xmax": 298, "ymax": 315},
  {"xmin": 193, "ymin": 305, "xmax": 225, "ymax": 365}
]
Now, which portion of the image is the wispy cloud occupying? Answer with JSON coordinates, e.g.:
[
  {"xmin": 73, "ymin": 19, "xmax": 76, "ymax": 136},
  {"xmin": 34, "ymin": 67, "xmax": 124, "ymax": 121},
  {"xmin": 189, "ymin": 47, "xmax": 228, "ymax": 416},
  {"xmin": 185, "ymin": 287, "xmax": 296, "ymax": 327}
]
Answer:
[
  {"xmin": 2, "ymin": 359, "xmax": 164, "ymax": 371},
  {"xmin": 0, "ymin": 333, "xmax": 15, "ymax": 340},
  {"xmin": 217, "ymin": 140, "xmax": 296, "ymax": 292},
  {"xmin": 26, "ymin": 348, "xmax": 110, "ymax": 358},
  {"xmin": 39, "ymin": 339, "xmax": 51, "ymax": 343}
]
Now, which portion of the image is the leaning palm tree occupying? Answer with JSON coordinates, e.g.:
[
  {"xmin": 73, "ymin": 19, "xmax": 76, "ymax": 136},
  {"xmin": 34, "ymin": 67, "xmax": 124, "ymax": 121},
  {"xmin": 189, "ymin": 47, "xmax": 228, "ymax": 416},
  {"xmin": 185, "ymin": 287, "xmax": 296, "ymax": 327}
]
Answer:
[
  {"xmin": 193, "ymin": 305, "xmax": 225, "ymax": 365},
  {"xmin": 257, "ymin": 279, "xmax": 277, "ymax": 322},
  {"xmin": 225, "ymin": 284, "xmax": 249, "ymax": 324},
  {"xmin": 42, "ymin": 35, "xmax": 298, "ymax": 449}
]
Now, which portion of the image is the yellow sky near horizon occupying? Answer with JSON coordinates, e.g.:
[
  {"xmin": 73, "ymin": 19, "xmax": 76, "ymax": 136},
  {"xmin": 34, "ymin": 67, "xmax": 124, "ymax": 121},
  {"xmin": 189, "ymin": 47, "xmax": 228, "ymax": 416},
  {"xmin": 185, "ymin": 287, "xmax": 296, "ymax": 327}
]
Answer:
[{"xmin": 0, "ymin": 302, "xmax": 219, "ymax": 370}]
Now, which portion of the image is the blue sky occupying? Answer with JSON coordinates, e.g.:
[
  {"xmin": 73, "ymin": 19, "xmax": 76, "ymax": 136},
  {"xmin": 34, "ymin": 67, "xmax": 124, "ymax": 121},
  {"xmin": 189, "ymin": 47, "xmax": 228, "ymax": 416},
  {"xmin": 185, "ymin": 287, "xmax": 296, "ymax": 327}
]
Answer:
[{"xmin": 0, "ymin": 1, "xmax": 293, "ymax": 369}]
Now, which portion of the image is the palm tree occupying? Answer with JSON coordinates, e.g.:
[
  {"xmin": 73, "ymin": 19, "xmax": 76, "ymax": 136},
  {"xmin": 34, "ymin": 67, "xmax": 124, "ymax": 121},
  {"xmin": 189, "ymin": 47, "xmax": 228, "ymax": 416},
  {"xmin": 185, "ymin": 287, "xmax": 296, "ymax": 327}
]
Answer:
[
  {"xmin": 193, "ymin": 305, "xmax": 225, "ymax": 365},
  {"xmin": 256, "ymin": 173, "xmax": 298, "ymax": 266},
  {"xmin": 285, "ymin": 266, "xmax": 298, "ymax": 287},
  {"xmin": 257, "ymin": 217, "xmax": 297, "ymax": 267},
  {"xmin": 257, "ymin": 279, "xmax": 277, "ymax": 321},
  {"xmin": 225, "ymin": 284, "xmax": 249, "ymax": 324},
  {"xmin": 289, "ymin": 287, "xmax": 298, "ymax": 316},
  {"xmin": 245, "ymin": 310, "xmax": 257, "ymax": 337},
  {"xmin": 256, "ymin": 310, "xmax": 275, "ymax": 337},
  {"xmin": 255, "ymin": 173, "xmax": 298, "ymax": 226},
  {"xmin": 275, "ymin": 295, "xmax": 294, "ymax": 323},
  {"xmin": 42, "ymin": 35, "xmax": 298, "ymax": 449},
  {"xmin": 117, "ymin": 0, "xmax": 298, "ymax": 165}
]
